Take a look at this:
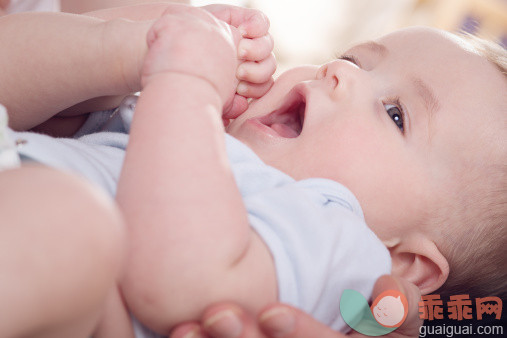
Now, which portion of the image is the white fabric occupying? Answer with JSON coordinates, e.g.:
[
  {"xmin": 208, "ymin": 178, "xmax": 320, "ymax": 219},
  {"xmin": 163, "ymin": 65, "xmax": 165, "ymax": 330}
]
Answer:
[
  {"xmin": 0, "ymin": 104, "xmax": 20, "ymax": 171},
  {"xmin": 7, "ymin": 0, "xmax": 60, "ymax": 13},
  {"xmin": 227, "ymin": 132, "xmax": 391, "ymax": 332},
  {"xmin": 7, "ymin": 118, "xmax": 126, "ymax": 196}
]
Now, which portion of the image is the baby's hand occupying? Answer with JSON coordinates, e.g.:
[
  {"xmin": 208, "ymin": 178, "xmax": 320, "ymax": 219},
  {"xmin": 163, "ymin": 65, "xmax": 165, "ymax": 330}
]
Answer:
[
  {"xmin": 142, "ymin": 7, "xmax": 240, "ymax": 107},
  {"xmin": 201, "ymin": 5, "xmax": 276, "ymax": 120}
]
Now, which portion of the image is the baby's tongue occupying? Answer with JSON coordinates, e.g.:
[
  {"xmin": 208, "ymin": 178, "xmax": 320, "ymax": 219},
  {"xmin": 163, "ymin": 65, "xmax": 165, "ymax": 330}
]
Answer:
[{"xmin": 271, "ymin": 123, "xmax": 299, "ymax": 138}]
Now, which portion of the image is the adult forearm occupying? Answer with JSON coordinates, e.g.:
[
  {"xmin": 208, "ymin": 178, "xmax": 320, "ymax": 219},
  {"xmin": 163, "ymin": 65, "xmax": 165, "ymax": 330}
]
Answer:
[
  {"xmin": 62, "ymin": 0, "xmax": 189, "ymax": 15},
  {"xmin": 83, "ymin": 2, "xmax": 186, "ymax": 21},
  {"xmin": 0, "ymin": 12, "xmax": 149, "ymax": 130}
]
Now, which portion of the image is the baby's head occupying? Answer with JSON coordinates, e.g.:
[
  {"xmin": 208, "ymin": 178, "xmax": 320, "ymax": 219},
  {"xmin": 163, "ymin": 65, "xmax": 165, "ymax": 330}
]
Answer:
[{"xmin": 227, "ymin": 27, "xmax": 507, "ymax": 298}]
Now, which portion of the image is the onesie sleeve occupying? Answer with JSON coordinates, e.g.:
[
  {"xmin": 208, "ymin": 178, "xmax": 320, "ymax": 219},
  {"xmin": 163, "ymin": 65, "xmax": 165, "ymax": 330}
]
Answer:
[{"xmin": 244, "ymin": 178, "xmax": 391, "ymax": 332}]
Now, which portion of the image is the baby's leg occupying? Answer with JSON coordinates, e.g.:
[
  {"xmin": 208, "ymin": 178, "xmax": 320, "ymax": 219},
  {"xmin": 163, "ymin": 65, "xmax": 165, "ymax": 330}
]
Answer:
[
  {"xmin": 0, "ymin": 165, "xmax": 126, "ymax": 338},
  {"xmin": 94, "ymin": 285, "xmax": 135, "ymax": 338}
]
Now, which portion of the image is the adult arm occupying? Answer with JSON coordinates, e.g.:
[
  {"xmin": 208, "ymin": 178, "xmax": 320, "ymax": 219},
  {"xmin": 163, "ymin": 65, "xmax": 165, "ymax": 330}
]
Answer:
[
  {"xmin": 1, "ymin": 3, "xmax": 272, "ymax": 132},
  {"xmin": 60, "ymin": 0, "xmax": 188, "ymax": 15},
  {"xmin": 0, "ymin": 12, "xmax": 149, "ymax": 130}
]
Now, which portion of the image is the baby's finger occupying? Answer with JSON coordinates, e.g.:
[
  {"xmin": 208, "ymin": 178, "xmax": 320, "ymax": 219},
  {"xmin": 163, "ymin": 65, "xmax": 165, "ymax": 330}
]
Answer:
[
  {"xmin": 237, "ymin": 79, "xmax": 274, "ymax": 99},
  {"xmin": 237, "ymin": 53, "xmax": 277, "ymax": 83},
  {"xmin": 238, "ymin": 34, "xmax": 274, "ymax": 61},
  {"xmin": 223, "ymin": 94, "xmax": 249, "ymax": 120}
]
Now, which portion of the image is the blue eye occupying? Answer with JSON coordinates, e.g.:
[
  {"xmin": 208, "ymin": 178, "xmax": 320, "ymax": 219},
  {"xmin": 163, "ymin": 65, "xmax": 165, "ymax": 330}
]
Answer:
[{"xmin": 384, "ymin": 103, "xmax": 404, "ymax": 132}]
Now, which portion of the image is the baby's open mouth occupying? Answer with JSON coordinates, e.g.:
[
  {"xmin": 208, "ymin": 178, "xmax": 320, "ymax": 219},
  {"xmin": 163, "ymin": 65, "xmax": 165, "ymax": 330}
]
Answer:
[{"xmin": 256, "ymin": 89, "xmax": 306, "ymax": 138}]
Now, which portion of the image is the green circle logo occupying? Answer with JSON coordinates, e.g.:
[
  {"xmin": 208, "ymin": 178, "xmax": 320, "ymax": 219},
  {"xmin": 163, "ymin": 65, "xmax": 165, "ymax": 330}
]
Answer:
[{"xmin": 340, "ymin": 289, "xmax": 408, "ymax": 336}]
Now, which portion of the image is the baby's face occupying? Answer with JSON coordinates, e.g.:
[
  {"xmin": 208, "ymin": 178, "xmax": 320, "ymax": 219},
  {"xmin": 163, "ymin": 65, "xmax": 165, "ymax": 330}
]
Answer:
[{"xmin": 227, "ymin": 27, "xmax": 505, "ymax": 240}]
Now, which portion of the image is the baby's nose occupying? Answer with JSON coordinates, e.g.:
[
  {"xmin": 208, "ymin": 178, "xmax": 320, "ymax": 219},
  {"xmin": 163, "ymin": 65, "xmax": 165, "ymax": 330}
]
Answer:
[
  {"xmin": 316, "ymin": 63, "xmax": 339, "ymax": 90},
  {"xmin": 316, "ymin": 59, "xmax": 364, "ymax": 99}
]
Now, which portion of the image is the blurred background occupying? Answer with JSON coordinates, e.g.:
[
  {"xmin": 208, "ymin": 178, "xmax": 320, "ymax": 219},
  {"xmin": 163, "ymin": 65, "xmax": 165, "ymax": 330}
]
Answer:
[
  {"xmin": 6, "ymin": 0, "xmax": 505, "ymax": 73},
  {"xmin": 192, "ymin": 0, "xmax": 507, "ymax": 73}
]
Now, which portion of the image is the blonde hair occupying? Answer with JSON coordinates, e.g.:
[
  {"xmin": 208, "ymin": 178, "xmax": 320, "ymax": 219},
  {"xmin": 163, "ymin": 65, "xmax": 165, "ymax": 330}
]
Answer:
[
  {"xmin": 458, "ymin": 32, "xmax": 507, "ymax": 75},
  {"xmin": 435, "ymin": 33, "xmax": 507, "ymax": 300}
]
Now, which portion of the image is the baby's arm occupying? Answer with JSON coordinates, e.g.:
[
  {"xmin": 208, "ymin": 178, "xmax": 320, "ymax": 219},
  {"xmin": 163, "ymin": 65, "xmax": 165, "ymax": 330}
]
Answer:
[{"xmin": 117, "ymin": 8, "xmax": 277, "ymax": 334}]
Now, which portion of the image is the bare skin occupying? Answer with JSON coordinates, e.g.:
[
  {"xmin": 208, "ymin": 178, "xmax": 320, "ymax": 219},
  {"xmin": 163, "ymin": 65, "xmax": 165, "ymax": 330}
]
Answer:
[
  {"xmin": 0, "ymin": 3, "xmax": 275, "ymax": 135},
  {"xmin": 0, "ymin": 165, "xmax": 125, "ymax": 338},
  {"xmin": 119, "ymin": 10, "xmax": 506, "ymax": 337}
]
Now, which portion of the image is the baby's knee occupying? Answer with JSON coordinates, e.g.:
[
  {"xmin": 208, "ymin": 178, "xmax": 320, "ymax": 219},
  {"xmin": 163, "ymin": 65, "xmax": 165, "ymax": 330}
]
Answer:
[
  {"xmin": 0, "ymin": 165, "xmax": 127, "ymax": 337},
  {"xmin": 44, "ymin": 166, "xmax": 126, "ymax": 278},
  {"xmin": 1, "ymin": 165, "xmax": 126, "ymax": 283},
  {"xmin": 57, "ymin": 169, "xmax": 126, "ymax": 277}
]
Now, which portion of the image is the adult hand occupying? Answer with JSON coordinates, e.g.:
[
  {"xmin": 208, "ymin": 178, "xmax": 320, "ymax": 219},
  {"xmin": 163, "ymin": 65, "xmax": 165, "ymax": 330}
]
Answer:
[{"xmin": 171, "ymin": 275, "xmax": 422, "ymax": 338}]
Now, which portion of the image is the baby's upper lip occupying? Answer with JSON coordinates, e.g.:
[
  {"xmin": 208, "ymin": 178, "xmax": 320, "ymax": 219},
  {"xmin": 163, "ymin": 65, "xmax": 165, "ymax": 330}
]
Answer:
[{"xmin": 254, "ymin": 83, "xmax": 309, "ymax": 138}]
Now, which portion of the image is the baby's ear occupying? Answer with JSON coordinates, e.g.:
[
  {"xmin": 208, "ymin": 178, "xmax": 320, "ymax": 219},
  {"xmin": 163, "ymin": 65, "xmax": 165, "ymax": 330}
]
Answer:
[{"xmin": 388, "ymin": 234, "xmax": 449, "ymax": 295}]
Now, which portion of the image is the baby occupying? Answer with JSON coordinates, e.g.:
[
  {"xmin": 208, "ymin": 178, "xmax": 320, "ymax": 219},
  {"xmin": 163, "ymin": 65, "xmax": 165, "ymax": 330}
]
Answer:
[
  {"xmin": 6, "ymin": 4, "xmax": 506, "ymax": 338},
  {"xmin": 116, "ymin": 8, "xmax": 507, "ymax": 336}
]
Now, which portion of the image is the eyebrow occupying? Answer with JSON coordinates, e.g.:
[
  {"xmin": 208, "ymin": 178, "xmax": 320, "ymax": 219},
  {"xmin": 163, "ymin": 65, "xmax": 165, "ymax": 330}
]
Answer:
[
  {"xmin": 411, "ymin": 77, "xmax": 440, "ymax": 118},
  {"xmin": 352, "ymin": 41, "xmax": 440, "ymax": 119},
  {"xmin": 355, "ymin": 41, "xmax": 389, "ymax": 57}
]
